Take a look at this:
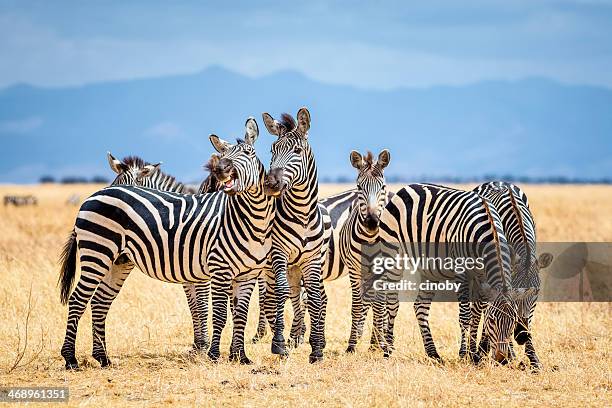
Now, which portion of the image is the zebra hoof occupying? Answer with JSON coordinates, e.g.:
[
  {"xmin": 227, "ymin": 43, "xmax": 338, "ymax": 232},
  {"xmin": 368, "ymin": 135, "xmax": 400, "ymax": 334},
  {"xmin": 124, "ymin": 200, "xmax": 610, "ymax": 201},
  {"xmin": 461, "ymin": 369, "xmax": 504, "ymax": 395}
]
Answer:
[
  {"xmin": 207, "ymin": 350, "xmax": 220, "ymax": 362},
  {"xmin": 345, "ymin": 345, "xmax": 356, "ymax": 354},
  {"xmin": 309, "ymin": 351, "xmax": 323, "ymax": 364},
  {"xmin": 428, "ymin": 352, "xmax": 444, "ymax": 364},
  {"xmin": 64, "ymin": 357, "xmax": 79, "ymax": 370},
  {"xmin": 229, "ymin": 351, "xmax": 253, "ymax": 365},
  {"xmin": 93, "ymin": 354, "xmax": 112, "ymax": 367},
  {"xmin": 271, "ymin": 334, "xmax": 287, "ymax": 356},
  {"xmin": 469, "ymin": 352, "xmax": 481, "ymax": 365}
]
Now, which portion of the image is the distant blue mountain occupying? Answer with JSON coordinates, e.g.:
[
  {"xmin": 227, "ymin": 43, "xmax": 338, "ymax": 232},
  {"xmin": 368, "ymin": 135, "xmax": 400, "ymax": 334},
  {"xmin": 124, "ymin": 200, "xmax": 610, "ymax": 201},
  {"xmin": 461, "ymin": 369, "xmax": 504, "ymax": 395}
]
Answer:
[{"xmin": 0, "ymin": 66, "xmax": 610, "ymax": 183}]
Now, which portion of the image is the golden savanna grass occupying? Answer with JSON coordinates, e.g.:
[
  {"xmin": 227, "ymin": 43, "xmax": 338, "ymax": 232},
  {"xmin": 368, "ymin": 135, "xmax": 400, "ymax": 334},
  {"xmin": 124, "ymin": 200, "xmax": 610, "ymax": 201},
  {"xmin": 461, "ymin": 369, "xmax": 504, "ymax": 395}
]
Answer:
[{"xmin": 0, "ymin": 183, "xmax": 610, "ymax": 407}]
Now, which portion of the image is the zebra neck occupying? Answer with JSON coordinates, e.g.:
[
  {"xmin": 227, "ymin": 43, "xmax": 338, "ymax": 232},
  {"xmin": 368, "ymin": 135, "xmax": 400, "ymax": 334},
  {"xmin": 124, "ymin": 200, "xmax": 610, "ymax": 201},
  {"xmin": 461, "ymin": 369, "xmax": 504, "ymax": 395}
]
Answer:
[
  {"xmin": 226, "ymin": 169, "xmax": 274, "ymax": 239},
  {"xmin": 352, "ymin": 209, "xmax": 379, "ymax": 242},
  {"xmin": 278, "ymin": 162, "xmax": 320, "ymax": 227}
]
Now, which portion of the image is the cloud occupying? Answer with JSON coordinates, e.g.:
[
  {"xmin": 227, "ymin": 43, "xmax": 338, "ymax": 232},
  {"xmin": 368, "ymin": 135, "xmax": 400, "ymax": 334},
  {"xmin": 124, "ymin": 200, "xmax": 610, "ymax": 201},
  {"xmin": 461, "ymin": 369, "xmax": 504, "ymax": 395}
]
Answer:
[
  {"xmin": 145, "ymin": 121, "xmax": 182, "ymax": 140},
  {"xmin": 0, "ymin": 116, "xmax": 43, "ymax": 134}
]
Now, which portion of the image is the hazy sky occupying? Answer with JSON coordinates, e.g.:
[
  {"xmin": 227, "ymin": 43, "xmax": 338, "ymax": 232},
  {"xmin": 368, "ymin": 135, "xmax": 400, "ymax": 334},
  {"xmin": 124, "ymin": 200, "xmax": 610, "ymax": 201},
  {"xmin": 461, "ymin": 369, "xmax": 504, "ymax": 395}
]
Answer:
[{"xmin": 1, "ymin": 0, "xmax": 611, "ymax": 89}]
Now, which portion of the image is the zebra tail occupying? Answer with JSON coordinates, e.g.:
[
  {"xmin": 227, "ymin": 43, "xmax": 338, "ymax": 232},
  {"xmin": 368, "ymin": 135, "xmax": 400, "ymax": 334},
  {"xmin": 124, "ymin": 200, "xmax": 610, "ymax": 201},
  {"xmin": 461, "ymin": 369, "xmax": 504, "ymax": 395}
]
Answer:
[{"xmin": 58, "ymin": 230, "xmax": 78, "ymax": 305}]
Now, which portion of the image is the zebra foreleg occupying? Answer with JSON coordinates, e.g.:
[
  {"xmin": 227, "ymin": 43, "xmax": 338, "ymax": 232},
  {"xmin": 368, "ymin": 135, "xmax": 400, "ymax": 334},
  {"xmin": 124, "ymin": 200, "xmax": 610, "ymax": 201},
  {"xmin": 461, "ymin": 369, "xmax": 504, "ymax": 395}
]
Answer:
[
  {"xmin": 270, "ymin": 253, "xmax": 290, "ymax": 356},
  {"xmin": 207, "ymin": 276, "xmax": 231, "ymax": 362},
  {"xmin": 229, "ymin": 279, "xmax": 256, "ymax": 364},
  {"xmin": 385, "ymin": 292, "xmax": 399, "ymax": 354},
  {"xmin": 90, "ymin": 261, "xmax": 133, "ymax": 367},
  {"xmin": 346, "ymin": 272, "xmax": 365, "ymax": 353},
  {"xmin": 251, "ymin": 277, "xmax": 268, "ymax": 344},
  {"xmin": 287, "ymin": 268, "xmax": 305, "ymax": 348},
  {"xmin": 469, "ymin": 300, "xmax": 486, "ymax": 364},
  {"xmin": 414, "ymin": 289, "xmax": 443, "ymax": 362},
  {"xmin": 371, "ymin": 299, "xmax": 389, "ymax": 357},
  {"xmin": 302, "ymin": 261, "xmax": 324, "ymax": 363}
]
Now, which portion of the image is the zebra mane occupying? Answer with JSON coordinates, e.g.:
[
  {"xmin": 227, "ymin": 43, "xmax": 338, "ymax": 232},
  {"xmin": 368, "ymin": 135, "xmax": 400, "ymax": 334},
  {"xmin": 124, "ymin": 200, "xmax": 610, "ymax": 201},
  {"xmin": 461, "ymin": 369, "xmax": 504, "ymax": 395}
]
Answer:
[
  {"xmin": 121, "ymin": 155, "xmax": 147, "ymax": 169},
  {"xmin": 236, "ymin": 138, "xmax": 245, "ymax": 144},
  {"xmin": 199, "ymin": 154, "xmax": 223, "ymax": 193},
  {"xmin": 121, "ymin": 155, "xmax": 179, "ymax": 186},
  {"xmin": 279, "ymin": 113, "xmax": 296, "ymax": 132},
  {"xmin": 363, "ymin": 151, "xmax": 375, "ymax": 168}
]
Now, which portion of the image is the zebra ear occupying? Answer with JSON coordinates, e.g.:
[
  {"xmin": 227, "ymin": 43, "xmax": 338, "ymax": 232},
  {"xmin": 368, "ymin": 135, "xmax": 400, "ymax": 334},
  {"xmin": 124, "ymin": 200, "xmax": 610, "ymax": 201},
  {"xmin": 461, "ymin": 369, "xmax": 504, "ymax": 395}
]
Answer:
[
  {"xmin": 137, "ymin": 163, "xmax": 161, "ymax": 179},
  {"xmin": 538, "ymin": 253, "xmax": 553, "ymax": 269},
  {"xmin": 296, "ymin": 107, "xmax": 311, "ymax": 136},
  {"xmin": 262, "ymin": 113, "xmax": 281, "ymax": 137},
  {"xmin": 244, "ymin": 117, "xmax": 259, "ymax": 145},
  {"xmin": 350, "ymin": 150, "xmax": 363, "ymax": 170},
  {"xmin": 107, "ymin": 151, "xmax": 127, "ymax": 174},
  {"xmin": 210, "ymin": 134, "xmax": 231, "ymax": 153},
  {"xmin": 378, "ymin": 149, "xmax": 391, "ymax": 169}
]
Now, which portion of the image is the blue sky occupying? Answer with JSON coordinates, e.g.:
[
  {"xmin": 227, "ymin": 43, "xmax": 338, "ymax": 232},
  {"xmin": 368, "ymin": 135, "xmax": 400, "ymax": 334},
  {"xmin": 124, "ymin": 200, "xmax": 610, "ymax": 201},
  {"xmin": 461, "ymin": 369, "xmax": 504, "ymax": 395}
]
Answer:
[{"xmin": 1, "ymin": 0, "xmax": 611, "ymax": 90}]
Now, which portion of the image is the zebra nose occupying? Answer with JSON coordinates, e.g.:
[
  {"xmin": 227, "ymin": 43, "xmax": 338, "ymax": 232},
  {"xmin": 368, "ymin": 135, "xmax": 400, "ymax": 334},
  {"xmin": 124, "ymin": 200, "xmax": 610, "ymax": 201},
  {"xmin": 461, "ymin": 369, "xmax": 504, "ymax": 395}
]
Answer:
[
  {"xmin": 364, "ymin": 214, "xmax": 379, "ymax": 231},
  {"xmin": 266, "ymin": 168, "xmax": 284, "ymax": 189}
]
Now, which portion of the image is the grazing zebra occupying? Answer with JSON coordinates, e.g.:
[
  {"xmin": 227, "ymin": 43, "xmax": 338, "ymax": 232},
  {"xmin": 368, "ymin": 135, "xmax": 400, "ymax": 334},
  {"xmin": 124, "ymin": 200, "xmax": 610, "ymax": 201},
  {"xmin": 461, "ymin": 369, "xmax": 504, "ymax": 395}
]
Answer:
[
  {"xmin": 85, "ymin": 152, "xmax": 215, "ymax": 367},
  {"xmin": 342, "ymin": 150, "xmax": 394, "ymax": 355},
  {"xmin": 4, "ymin": 195, "xmax": 37, "ymax": 206},
  {"xmin": 59, "ymin": 118, "xmax": 274, "ymax": 368},
  {"xmin": 378, "ymin": 183, "xmax": 534, "ymax": 364},
  {"xmin": 260, "ymin": 108, "xmax": 326, "ymax": 363},
  {"xmin": 471, "ymin": 181, "xmax": 553, "ymax": 368}
]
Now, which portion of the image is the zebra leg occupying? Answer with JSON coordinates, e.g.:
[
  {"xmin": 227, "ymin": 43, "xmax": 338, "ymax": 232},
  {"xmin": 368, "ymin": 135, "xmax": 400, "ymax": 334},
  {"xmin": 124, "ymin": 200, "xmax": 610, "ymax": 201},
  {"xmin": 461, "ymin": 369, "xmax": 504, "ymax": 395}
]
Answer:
[
  {"xmin": 371, "ymin": 299, "xmax": 389, "ymax": 357},
  {"xmin": 385, "ymin": 292, "xmax": 399, "ymax": 354},
  {"xmin": 457, "ymin": 274, "xmax": 471, "ymax": 358},
  {"xmin": 469, "ymin": 300, "xmax": 486, "ymax": 364},
  {"xmin": 302, "ymin": 260, "xmax": 324, "ymax": 363},
  {"xmin": 414, "ymin": 289, "xmax": 442, "ymax": 362},
  {"xmin": 287, "ymin": 267, "xmax": 305, "ymax": 348},
  {"xmin": 207, "ymin": 276, "xmax": 231, "ymax": 362},
  {"xmin": 251, "ymin": 277, "xmax": 268, "ymax": 344},
  {"xmin": 320, "ymin": 282, "xmax": 328, "ymax": 350},
  {"xmin": 90, "ymin": 260, "xmax": 133, "ymax": 367},
  {"xmin": 347, "ymin": 272, "xmax": 365, "ymax": 353},
  {"xmin": 182, "ymin": 282, "xmax": 210, "ymax": 352},
  {"xmin": 229, "ymin": 279, "xmax": 256, "ymax": 365},
  {"xmin": 270, "ymin": 253, "xmax": 289, "ymax": 356},
  {"xmin": 62, "ymin": 255, "xmax": 112, "ymax": 370}
]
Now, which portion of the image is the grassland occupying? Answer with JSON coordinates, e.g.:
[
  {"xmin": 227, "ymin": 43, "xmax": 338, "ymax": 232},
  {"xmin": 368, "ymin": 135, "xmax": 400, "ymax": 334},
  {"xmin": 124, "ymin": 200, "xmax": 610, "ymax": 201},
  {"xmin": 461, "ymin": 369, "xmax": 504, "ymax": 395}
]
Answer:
[{"xmin": 0, "ymin": 183, "xmax": 610, "ymax": 407}]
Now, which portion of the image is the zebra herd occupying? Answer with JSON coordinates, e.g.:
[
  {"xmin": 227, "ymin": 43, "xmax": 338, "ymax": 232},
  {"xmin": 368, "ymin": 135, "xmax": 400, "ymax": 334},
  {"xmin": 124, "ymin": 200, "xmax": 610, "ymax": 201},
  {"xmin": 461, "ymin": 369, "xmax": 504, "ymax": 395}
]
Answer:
[{"xmin": 58, "ymin": 107, "xmax": 553, "ymax": 371}]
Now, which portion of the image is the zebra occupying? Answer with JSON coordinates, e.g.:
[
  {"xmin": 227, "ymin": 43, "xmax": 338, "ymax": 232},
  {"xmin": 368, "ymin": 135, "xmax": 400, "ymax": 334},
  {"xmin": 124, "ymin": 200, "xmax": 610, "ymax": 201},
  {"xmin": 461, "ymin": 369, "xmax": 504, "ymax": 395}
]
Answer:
[
  {"xmin": 470, "ymin": 181, "xmax": 553, "ymax": 368},
  {"xmin": 84, "ymin": 152, "xmax": 211, "ymax": 366},
  {"xmin": 251, "ymin": 189, "xmax": 355, "ymax": 345},
  {"xmin": 4, "ymin": 195, "xmax": 38, "ymax": 206},
  {"xmin": 58, "ymin": 117, "xmax": 274, "ymax": 368},
  {"xmin": 260, "ymin": 107, "xmax": 326, "ymax": 363},
  {"xmin": 377, "ymin": 183, "xmax": 535, "ymax": 364},
  {"xmin": 342, "ymin": 150, "xmax": 394, "ymax": 356}
]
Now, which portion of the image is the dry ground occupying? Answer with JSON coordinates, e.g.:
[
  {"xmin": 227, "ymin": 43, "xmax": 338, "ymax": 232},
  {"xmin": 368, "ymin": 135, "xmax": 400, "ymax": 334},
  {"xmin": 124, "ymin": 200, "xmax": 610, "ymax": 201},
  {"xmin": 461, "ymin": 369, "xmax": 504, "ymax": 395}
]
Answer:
[{"xmin": 0, "ymin": 183, "xmax": 610, "ymax": 407}]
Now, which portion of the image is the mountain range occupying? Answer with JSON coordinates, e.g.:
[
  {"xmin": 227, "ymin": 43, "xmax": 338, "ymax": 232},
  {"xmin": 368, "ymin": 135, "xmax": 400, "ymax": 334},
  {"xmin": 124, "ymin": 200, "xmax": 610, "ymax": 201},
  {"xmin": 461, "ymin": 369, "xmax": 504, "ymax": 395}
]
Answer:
[{"xmin": 1, "ymin": 66, "xmax": 610, "ymax": 183}]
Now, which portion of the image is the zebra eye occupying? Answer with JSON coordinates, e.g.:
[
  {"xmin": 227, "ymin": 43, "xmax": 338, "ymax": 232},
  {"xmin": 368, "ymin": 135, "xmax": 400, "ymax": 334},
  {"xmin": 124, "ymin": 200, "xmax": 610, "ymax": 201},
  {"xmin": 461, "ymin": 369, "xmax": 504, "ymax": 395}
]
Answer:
[{"xmin": 294, "ymin": 146, "xmax": 303, "ymax": 154}]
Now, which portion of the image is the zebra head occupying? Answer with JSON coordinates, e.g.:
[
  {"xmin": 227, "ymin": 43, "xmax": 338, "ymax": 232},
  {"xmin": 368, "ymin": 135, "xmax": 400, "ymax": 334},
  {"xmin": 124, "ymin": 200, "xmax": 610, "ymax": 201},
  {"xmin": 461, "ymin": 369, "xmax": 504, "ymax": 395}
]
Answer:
[
  {"xmin": 349, "ymin": 149, "xmax": 390, "ymax": 232},
  {"xmin": 482, "ymin": 284, "xmax": 536, "ymax": 364},
  {"xmin": 209, "ymin": 117, "xmax": 262, "ymax": 196},
  {"xmin": 262, "ymin": 107, "xmax": 313, "ymax": 197},
  {"xmin": 107, "ymin": 152, "xmax": 162, "ymax": 187},
  {"xmin": 512, "ymin": 252, "xmax": 553, "ymax": 344}
]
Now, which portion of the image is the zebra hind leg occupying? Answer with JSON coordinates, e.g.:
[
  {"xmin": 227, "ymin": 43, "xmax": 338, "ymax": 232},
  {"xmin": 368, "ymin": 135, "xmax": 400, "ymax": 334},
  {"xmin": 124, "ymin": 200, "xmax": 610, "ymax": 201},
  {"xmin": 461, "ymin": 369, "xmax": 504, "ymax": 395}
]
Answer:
[
  {"xmin": 287, "ymin": 269, "xmax": 305, "ymax": 348},
  {"xmin": 183, "ymin": 282, "xmax": 210, "ymax": 352},
  {"xmin": 61, "ymin": 255, "xmax": 113, "ymax": 370},
  {"xmin": 90, "ymin": 260, "xmax": 133, "ymax": 367}
]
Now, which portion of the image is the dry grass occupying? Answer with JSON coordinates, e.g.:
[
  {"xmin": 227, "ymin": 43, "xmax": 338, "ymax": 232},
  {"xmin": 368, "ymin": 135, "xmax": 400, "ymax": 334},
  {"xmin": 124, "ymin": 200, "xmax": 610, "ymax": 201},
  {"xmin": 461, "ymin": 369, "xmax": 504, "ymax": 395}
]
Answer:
[{"xmin": 0, "ymin": 183, "xmax": 610, "ymax": 407}]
